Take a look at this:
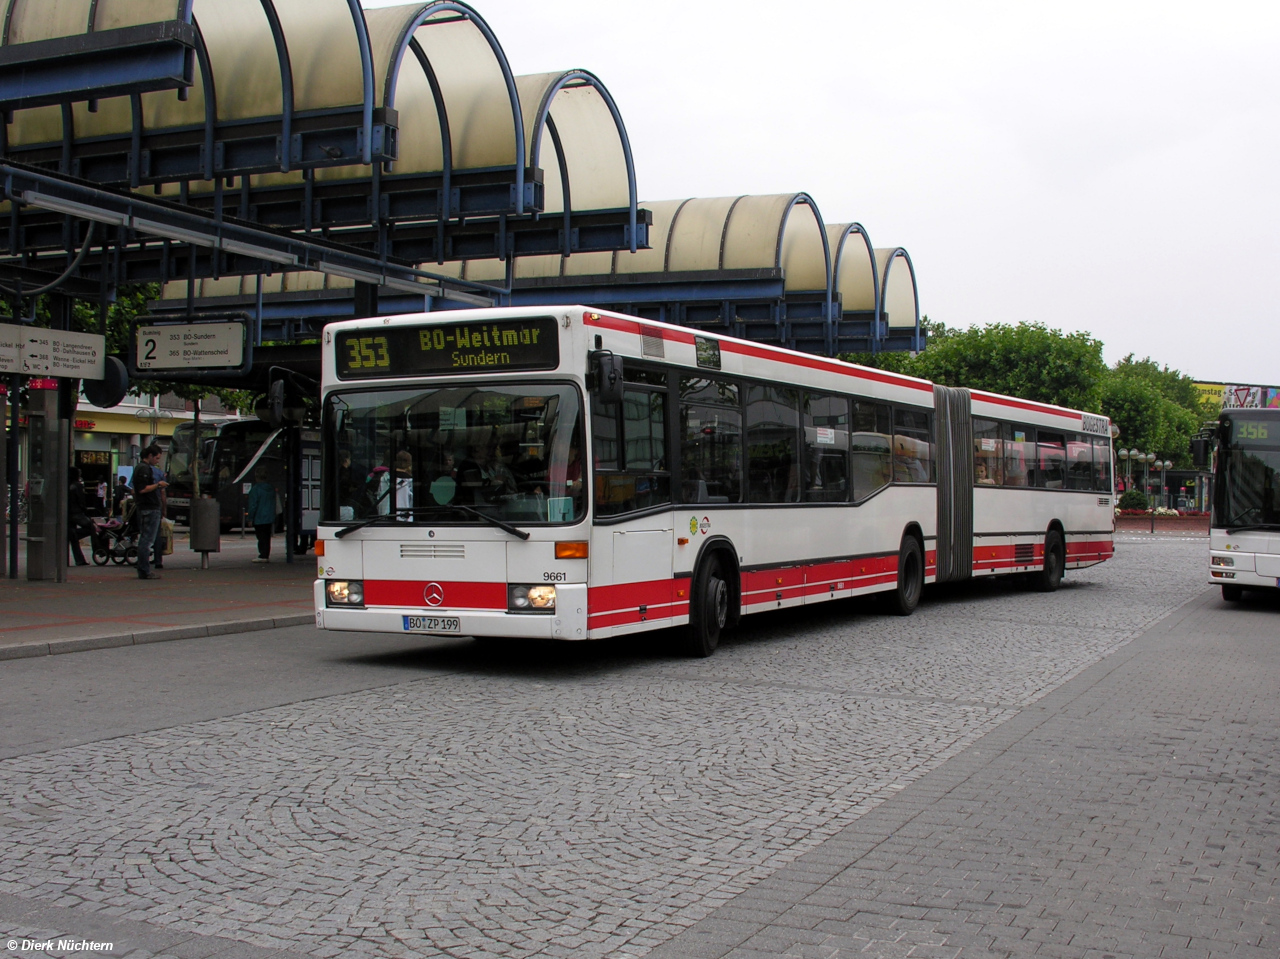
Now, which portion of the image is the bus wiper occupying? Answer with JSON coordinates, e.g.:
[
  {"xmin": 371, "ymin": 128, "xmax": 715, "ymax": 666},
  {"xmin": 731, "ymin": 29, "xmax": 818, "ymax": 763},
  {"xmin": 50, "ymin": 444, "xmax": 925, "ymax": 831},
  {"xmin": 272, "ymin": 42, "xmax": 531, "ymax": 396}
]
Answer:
[
  {"xmin": 333, "ymin": 505, "xmax": 531, "ymax": 541},
  {"xmin": 333, "ymin": 508, "xmax": 441, "ymax": 538},
  {"xmin": 440, "ymin": 503, "xmax": 531, "ymax": 540}
]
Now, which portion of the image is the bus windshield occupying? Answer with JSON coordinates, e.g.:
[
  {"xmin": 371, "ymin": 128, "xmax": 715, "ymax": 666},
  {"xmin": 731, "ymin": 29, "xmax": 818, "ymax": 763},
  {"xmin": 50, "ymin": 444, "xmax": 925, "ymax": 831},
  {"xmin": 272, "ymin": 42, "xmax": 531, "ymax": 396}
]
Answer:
[
  {"xmin": 167, "ymin": 422, "xmax": 219, "ymax": 492},
  {"xmin": 1214, "ymin": 413, "xmax": 1280, "ymax": 529},
  {"xmin": 324, "ymin": 383, "xmax": 585, "ymax": 526}
]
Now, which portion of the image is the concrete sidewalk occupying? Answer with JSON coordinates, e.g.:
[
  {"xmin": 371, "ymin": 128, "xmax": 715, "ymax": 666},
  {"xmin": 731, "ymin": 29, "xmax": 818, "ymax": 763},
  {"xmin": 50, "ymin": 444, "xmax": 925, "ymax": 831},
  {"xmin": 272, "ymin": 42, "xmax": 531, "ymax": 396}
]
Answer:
[{"xmin": 0, "ymin": 531, "xmax": 315, "ymax": 659}]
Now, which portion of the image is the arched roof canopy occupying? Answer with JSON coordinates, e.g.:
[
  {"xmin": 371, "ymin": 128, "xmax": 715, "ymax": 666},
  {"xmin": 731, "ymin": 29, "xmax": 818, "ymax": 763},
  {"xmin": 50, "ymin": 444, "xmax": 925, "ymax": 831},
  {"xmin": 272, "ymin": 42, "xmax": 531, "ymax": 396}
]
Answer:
[
  {"xmin": 876, "ymin": 246, "xmax": 924, "ymax": 351},
  {"xmin": 826, "ymin": 223, "xmax": 878, "ymax": 316}
]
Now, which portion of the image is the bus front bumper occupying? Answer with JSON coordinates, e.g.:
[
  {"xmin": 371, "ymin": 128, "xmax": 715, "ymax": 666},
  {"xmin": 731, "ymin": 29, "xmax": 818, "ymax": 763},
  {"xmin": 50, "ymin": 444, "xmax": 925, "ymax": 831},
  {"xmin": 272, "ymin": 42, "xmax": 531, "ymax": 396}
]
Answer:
[
  {"xmin": 313, "ymin": 581, "xmax": 589, "ymax": 640},
  {"xmin": 1209, "ymin": 552, "xmax": 1280, "ymax": 591}
]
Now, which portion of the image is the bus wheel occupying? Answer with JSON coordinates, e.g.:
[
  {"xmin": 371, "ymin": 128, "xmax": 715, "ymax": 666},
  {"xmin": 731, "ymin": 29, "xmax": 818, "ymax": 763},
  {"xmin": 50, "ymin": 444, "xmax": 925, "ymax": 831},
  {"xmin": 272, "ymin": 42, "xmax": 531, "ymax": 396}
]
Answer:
[
  {"xmin": 1221, "ymin": 584, "xmax": 1243, "ymax": 602},
  {"xmin": 1034, "ymin": 531, "xmax": 1064, "ymax": 592},
  {"xmin": 886, "ymin": 535, "xmax": 923, "ymax": 616},
  {"xmin": 685, "ymin": 555, "xmax": 729, "ymax": 657}
]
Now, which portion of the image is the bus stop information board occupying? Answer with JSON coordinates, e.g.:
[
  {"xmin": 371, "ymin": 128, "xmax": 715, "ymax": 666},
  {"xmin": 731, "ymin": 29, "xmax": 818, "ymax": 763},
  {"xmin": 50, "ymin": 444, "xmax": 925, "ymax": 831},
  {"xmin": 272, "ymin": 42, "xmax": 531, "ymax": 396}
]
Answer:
[
  {"xmin": 0, "ymin": 326, "xmax": 105, "ymax": 378},
  {"xmin": 335, "ymin": 316, "xmax": 559, "ymax": 379},
  {"xmin": 137, "ymin": 322, "xmax": 245, "ymax": 370}
]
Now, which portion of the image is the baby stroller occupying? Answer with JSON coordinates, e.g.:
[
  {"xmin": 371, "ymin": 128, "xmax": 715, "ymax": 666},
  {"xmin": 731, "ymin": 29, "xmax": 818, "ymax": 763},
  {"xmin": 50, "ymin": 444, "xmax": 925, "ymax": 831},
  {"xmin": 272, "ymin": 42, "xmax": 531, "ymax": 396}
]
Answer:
[{"xmin": 91, "ymin": 497, "xmax": 140, "ymax": 566}]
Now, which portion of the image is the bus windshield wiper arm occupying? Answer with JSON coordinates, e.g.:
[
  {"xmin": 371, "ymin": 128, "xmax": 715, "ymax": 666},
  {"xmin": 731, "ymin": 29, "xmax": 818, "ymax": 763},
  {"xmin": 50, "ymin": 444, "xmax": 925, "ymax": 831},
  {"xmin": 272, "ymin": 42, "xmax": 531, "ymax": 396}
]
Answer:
[
  {"xmin": 334, "ymin": 505, "xmax": 531, "ymax": 540},
  {"xmin": 333, "ymin": 508, "xmax": 444, "ymax": 538},
  {"xmin": 441, "ymin": 503, "xmax": 531, "ymax": 540}
]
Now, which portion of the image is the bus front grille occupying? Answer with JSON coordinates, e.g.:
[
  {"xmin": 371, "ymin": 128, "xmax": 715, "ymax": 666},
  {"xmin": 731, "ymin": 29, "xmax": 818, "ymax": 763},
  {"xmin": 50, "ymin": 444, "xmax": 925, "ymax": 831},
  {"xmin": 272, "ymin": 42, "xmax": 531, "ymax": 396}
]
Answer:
[{"xmin": 400, "ymin": 544, "xmax": 466, "ymax": 560}]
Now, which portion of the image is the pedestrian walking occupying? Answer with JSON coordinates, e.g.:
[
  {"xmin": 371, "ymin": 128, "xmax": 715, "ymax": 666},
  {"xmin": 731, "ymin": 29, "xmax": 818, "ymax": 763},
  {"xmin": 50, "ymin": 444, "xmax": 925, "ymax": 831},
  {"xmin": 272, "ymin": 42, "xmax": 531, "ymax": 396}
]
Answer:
[
  {"xmin": 130, "ymin": 444, "xmax": 168, "ymax": 580},
  {"xmin": 246, "ymin": 465, "xmax": 276, "ymax": 563},
  {"xmin": 67, "ymin": 467, "xmax": 94, "ymax": 566}
]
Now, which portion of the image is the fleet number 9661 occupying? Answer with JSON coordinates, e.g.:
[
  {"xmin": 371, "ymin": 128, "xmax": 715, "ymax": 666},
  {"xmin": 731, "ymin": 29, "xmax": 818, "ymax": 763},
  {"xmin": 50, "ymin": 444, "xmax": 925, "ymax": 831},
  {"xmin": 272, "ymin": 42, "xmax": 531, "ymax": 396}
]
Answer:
[{"xmin": 543, "ymin": 571, "xmax": 567, "ymax": 581}]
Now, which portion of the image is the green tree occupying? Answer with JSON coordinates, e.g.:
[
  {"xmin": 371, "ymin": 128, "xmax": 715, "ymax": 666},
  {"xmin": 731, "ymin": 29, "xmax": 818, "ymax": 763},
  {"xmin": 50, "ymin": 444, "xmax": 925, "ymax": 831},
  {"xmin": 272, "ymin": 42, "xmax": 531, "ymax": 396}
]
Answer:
[
  {"xmin": 845, "ymin": 320, "xmax": 1107, "ymax": 412},
  {"xmin": 1100, "ymin": 355, "xmax": 1206, "ymax": 466}
]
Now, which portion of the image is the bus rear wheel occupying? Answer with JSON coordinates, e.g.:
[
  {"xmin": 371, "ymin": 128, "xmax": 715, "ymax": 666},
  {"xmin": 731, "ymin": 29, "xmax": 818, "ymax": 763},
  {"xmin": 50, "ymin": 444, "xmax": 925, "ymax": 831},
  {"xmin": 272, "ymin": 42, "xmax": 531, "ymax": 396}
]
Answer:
[
  {"xmin": 685, "ymin": 555, "xmax": 729, "ymax": 657},
  {"xmin": 1221, "ymin": 584, "xmax": 1243, "ymax": 602},
  {"xmin": 1034, "ymin": 531, "xmax": 1064, "ymax": 592},
  {"xmin": 885, "ymin": 535, "xmax": 923, "ymax": 616}
]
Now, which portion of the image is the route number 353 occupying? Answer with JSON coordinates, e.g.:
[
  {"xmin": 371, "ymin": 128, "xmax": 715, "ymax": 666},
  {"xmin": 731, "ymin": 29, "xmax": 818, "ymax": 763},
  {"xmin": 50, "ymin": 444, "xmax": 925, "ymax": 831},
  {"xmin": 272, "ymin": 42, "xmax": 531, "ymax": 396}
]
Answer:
[{"xmin": 346, "ymin": 336, "xmax": 390, "ymax": 369}]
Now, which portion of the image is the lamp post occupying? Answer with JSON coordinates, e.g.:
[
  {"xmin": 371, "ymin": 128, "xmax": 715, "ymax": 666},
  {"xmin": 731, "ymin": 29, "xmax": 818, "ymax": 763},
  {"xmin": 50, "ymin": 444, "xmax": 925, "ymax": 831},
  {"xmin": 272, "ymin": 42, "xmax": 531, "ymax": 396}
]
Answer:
[
  {"xmin": 1118, "ymin": 449, "xmax": 1131, "ymax": 491},
  {"xmin": 1160, "ymin": 460, "xmax": 1173, "ymax": 509}
]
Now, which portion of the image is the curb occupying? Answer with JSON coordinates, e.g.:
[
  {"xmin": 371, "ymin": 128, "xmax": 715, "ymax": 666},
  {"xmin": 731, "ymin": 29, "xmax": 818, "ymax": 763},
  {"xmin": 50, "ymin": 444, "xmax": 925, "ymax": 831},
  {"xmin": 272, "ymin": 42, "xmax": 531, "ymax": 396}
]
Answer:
[{"xmin": 0, "ymin": 613, "xmax": 315, "ymax": 661}]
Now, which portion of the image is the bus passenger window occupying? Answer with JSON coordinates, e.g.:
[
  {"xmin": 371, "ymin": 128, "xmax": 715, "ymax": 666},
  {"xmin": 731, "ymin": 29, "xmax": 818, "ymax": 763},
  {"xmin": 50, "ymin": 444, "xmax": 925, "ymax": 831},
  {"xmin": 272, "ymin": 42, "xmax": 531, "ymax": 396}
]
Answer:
[
  {"xmin": 804, "ymin": 393, "xmax": 849, "ymax": 503},
  {"xmin": 680, "ymin": 378, "xmax": 742, "ymax": 504},
  {"xmin": 851, "ymin": 400, "xmax": 892, "ymax": 499},
  {"xmin": 893, "ymin": 408, "xmax": 934, "ymax": 484},
  {"xmin": 592, "ymin": 400, "xmax": 620, "ymax": 471},
  {"xmin": 747, "ymin": 385, "xmax": 801, "ymax": 503},
  {"xmin": 1066, "ymin": 435, "xmax": 1094, "ymax": 490},
  {"xmin": 595, "ymin": 389, "xmax": 671, "ymax": 517},
  {"xmin": 1004, "ymin": 424, "xmax": 1034, "ymax": 486},
  {"xmin": 1092, "ymin": 437, "xmax": 1113, "ymax": 492},
  {"xmin": 1037, "ymin": 431, "xmax": 1066, "ymax": 489},
  {"xmin": 973, "ymin": 418, "xmax": 1003, "ymax": 486}
]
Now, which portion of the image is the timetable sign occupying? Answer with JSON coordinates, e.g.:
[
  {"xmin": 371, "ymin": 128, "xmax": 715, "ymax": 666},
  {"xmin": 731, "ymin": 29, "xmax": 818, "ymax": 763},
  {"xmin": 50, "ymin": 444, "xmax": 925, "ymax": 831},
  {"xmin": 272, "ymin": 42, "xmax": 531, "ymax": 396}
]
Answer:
[{"xmin": 137, "ymin": 322, "xmax": 245, "ymax": 370}]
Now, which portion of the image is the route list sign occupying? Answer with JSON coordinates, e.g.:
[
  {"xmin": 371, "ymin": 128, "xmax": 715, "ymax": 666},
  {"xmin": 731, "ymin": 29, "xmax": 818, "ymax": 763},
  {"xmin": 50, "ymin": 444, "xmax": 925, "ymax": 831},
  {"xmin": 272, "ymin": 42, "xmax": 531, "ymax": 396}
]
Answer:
[
  {"xmin": 137, "ymin": 322, "xmax": 245, "ymax": 370},
  {"xmin": 0, "ymin": 326, "xmax": 105, "ymax": 378}
]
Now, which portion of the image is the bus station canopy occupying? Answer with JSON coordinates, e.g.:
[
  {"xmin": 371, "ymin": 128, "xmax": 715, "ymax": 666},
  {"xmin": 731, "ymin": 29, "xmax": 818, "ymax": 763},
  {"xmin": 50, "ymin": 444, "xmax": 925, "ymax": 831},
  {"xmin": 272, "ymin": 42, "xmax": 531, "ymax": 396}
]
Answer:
[
  {"xmin": 0, "ymin": 0, "xmax": 923, "ymax": 360},
  {"xmin": 0, "ymin": 0, "xmax": 645, "ymax": 307},
  {"xmin": 161, "ymin": 191, "xmax": 923, "ymax": 355}
]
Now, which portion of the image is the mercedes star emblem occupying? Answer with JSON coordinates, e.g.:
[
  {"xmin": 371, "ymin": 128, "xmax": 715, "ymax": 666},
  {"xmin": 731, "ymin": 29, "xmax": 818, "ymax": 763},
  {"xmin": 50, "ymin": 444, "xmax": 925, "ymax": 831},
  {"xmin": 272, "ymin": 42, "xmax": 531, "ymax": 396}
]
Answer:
[{"xmin": 424, "ymin": 582, "xmax": 445, "ymax": 607}]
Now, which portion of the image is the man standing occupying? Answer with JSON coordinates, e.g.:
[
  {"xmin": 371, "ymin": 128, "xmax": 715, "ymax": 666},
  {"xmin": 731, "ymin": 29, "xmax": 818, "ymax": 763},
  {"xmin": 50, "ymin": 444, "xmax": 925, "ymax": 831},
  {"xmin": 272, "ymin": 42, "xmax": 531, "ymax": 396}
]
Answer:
[{"xmin": 131, "ymin": 444, "xmax": 168, "ymax": 580}]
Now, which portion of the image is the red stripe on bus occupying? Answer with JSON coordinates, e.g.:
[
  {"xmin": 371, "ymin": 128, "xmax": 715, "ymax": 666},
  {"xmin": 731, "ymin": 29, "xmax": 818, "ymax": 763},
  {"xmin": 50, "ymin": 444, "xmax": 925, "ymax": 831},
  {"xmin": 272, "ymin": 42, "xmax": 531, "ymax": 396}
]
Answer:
[
  {"xmin": 363, "ymin": 580, "xmax": 507, "ymax": 610},
  {"xmin": 581, "ymin": 312, "xmax": 932, "ymax": 393},
  {"xmin": 969, "ymin": 390, "xmax": 1089, "ymax": 422}
]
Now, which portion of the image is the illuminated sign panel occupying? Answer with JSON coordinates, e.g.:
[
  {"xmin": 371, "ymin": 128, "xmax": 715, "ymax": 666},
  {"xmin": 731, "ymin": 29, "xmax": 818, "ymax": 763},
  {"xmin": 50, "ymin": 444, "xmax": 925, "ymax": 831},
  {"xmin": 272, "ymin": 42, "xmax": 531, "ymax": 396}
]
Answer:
[{"xmin": 335, "ymin": 317, "xmax": 559, "ymax": 379}]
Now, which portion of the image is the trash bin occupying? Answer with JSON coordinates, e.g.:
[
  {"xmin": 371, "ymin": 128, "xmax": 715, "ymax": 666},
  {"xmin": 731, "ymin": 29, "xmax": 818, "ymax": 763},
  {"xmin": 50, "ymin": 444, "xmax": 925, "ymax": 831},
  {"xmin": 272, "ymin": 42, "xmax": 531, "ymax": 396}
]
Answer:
[{"xmin": 189, "ymin": 497, "xmax": 221, "ymax": 555}]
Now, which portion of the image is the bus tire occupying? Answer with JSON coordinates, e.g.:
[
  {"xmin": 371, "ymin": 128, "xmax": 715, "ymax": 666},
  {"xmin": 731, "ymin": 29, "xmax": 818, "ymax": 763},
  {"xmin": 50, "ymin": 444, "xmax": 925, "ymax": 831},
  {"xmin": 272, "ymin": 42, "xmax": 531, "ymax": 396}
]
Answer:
[
  {"xmin": 1221, "ymin": 584, "xmax": 1243, "ymax": 602},
  {"xmin": 1034, "ymin": 531, "xmax": 1064, "ymax": 592},
  {"xmin": 685, "ymin": 555, "xmax": 729, "ymax": 657},
  {"xmin": 886, "ymin": 534, "xmax": 923, "ymax": 616}
]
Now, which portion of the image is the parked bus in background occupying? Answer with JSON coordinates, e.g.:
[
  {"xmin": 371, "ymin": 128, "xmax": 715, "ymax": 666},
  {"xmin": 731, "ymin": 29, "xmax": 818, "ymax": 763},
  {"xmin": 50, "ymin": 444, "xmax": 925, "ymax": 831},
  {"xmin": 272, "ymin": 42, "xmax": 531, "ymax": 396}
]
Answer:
[
  {"xmin": 315, "ymin": 307, "xmax": 1115, "ymax": 656},
  {"xmin": 1202, "ymin": 407, "xmax": 1280, "ymax": 601},
  {"xmin": 168, "ymin": 419, "xmax": 286, "ymax": 531}
]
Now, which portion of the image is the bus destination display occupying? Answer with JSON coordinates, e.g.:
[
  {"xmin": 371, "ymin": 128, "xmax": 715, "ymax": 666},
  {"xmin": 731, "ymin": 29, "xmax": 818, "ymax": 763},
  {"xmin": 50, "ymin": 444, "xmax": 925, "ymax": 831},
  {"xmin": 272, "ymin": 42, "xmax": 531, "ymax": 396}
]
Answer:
[{"xmin": 335, "ymin": 317, "xmax": 559, "ymax": 379}]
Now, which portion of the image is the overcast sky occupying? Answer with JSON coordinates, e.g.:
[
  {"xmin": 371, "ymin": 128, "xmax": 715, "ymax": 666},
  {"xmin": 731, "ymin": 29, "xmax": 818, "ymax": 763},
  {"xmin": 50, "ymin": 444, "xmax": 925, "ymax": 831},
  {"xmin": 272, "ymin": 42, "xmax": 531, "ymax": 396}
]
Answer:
[{"xmin": 367, "ymin": 0, "xmax": 1280, "ymax": 384}]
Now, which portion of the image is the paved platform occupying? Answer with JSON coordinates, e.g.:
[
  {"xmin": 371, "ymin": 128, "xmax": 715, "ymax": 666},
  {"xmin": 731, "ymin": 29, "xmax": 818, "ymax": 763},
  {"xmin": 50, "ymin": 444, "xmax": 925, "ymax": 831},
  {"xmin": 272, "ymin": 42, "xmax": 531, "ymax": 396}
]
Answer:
[
  {"xmin": 0, "ymin": 531, "xmax": 315, "ymax": 658},
  {"xmin": 648, "ymin": 585, "xmax": 1280, "ymax": 959}
]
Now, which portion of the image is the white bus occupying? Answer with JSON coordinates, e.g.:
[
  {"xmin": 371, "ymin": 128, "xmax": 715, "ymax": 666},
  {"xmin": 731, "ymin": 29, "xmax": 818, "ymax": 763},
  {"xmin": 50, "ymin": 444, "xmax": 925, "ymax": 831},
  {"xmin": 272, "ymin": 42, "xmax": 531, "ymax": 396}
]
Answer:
[
  {"xmin": 1205, "ymin": 407, "xmax": 1280, "ymax": 600},
  {"xmin": 315, "ymin": 307, "xmax": 1115, "ymax": 656}
]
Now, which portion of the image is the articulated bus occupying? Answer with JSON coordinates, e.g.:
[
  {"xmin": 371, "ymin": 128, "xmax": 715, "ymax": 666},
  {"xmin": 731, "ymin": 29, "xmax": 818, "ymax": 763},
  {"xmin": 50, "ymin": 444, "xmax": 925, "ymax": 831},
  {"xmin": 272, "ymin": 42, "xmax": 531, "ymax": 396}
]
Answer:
[
  {"xmin": 315, "ymin": 307, "xmax": 1115, "ymax": 656},
  {"xmin": 1207, "ymin": 407, "xmax": 1280, "ymax": 600}
]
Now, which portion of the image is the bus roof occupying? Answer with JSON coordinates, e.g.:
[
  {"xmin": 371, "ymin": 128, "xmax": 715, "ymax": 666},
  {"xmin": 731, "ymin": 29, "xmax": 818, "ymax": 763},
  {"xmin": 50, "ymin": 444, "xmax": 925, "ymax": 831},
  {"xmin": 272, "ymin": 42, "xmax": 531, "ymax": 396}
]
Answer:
[{"xmin": 326, "ymin": 305, "xmax": 1106, "ymax": 430}]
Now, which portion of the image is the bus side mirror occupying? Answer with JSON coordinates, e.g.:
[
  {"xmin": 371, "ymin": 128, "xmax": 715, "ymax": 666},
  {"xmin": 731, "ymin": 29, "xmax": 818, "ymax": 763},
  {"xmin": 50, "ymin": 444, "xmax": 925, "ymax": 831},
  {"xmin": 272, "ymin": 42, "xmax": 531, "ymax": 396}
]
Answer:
[
  {"xmin": 590, "ymin": 351, "xmax": 624, "ymax": 406},
  {"xmin": 1190, "ymin": 436, "xmax": 1211, "ymax": 469}
]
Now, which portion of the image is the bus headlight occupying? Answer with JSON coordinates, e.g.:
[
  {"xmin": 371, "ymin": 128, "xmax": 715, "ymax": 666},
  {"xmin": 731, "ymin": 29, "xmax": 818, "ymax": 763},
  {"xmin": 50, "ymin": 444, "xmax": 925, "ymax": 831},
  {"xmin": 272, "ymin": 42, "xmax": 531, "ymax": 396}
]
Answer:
[
  {"xmin": 326, "ymin": 580, "xmax": 365, "ymax": 606},
  {"xmin": 509, "ymin": 584, "xmax": 556, "ymax": 612}
]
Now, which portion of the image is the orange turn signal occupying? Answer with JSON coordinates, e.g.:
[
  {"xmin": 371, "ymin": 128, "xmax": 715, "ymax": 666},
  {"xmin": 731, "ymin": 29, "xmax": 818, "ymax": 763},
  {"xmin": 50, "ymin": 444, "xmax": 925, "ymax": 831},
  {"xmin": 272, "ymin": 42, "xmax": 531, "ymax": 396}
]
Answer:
[
  {"xmin": 314, "ymin": 540, "xmax": 325, "ymax": 557},
  {"xmin": 677, "ymin": 537, "xmax": 689, "ymax": 546},
  {"xmin": 555, "ymin": 541, "xmax": 589, "ymax": 559}
]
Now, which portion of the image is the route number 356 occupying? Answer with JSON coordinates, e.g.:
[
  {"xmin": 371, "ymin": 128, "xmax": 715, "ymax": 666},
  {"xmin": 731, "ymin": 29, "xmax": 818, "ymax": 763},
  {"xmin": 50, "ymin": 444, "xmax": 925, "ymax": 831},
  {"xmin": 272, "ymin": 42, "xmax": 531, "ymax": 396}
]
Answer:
[{"xmin": 1237, "ymin": 421, "xmax": 1269, "ymax": 441}]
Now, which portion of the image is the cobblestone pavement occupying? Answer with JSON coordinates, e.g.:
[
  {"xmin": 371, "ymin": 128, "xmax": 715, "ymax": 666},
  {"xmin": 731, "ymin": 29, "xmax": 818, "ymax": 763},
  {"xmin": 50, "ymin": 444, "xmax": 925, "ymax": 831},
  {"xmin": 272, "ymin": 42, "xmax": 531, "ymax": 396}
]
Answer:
[{"xmin": 0, "ymin": 537, "xmax": 1213, "ymax": 958}]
